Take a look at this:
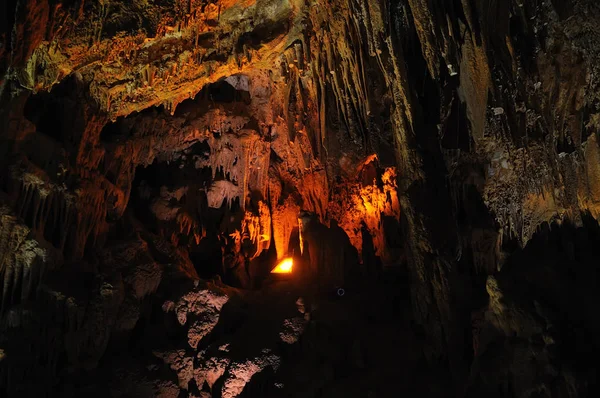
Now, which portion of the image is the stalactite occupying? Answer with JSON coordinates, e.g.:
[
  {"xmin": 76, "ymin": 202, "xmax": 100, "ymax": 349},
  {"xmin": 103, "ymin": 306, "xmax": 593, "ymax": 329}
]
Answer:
[
  {"xmin": 207, "ymin": 180, "xmax": 243, "ymax": 209},
  {"xmin": 271, "ymin": 197, "xmax": 300, "ymax": 261},
  {"xmin": 240, "ymin": 200, "xmax": 271, "ymax": 259},
  {"xmin": 69, "ymin": 184, "xmax": 110, "ymax": 260},
  {"xmin": 329, "ymin": 160, "xmax": 400, "ymax": 264},
  {"xmin": 176, "ymin": 211, "xmax": 204, "ymax": 245},
  {"xmin": 207, "ymin": 131, "xmax": 270, "ymax": 202},
  {"xmin": 299, "ymin": 169, "xmax": 329, "ymax": 222},
  {"xmin": 0, "ymin": 203, "xmax": 59, "ymax": 315}
]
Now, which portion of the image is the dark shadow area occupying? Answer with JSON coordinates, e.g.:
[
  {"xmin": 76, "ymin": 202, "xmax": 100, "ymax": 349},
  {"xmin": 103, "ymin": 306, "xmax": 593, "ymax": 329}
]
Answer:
[
  {"xmin": 236, "ymin": 19, "xmax": 290, "ymax": 53},
  {"xmin": 441, "ymin": 94, "xmax": 472, "ymax": 151},
  {"xmin": 23, "ymin": 75, "xmax": 80, "ymax": 144},
  {"xmin": 206, "ymin": 78, "xmax": 251, "ymax": 105},
  {"xmin": 467, "ymin": 214, "xmax": 600, "ymax": 397}
]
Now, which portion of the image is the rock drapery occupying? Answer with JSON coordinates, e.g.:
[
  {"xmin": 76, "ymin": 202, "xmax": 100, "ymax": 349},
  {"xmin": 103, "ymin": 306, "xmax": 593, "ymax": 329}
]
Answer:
[{"xmin": 2, "ymin": 0, "xmax": 600, "ymax": 397}]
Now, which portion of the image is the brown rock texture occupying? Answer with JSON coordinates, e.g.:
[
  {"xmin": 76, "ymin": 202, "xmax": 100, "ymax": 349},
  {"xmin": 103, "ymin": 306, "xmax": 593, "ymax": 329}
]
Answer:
[{"xmin": 2, "ymin": 0, "xmax": 600, "ymax": 397}]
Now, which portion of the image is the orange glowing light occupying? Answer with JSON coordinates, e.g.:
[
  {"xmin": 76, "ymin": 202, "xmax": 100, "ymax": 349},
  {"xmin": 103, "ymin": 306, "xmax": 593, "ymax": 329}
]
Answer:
[{"xmin": 271, "ymin": 257, "xmax": 293, "ymax": 274}]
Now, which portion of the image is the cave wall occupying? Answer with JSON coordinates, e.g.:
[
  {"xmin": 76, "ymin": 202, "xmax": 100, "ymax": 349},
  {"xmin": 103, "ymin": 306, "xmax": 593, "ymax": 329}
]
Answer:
[{"xmin": 1, "ymin": 0, "xmax": 600, "ymax": 397}]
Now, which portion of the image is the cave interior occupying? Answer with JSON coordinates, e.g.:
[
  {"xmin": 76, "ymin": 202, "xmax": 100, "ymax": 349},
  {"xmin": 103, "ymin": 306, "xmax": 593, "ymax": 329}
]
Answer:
[{"xmin": 1, "ymin": 0, "xmax": 600, "ymax": 397}]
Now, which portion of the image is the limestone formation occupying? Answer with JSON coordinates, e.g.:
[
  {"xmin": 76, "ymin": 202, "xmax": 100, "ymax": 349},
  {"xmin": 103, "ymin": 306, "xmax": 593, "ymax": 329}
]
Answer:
[{"xmin": 2, "ymin": 0, "xmax": 600, "ymax": 397}]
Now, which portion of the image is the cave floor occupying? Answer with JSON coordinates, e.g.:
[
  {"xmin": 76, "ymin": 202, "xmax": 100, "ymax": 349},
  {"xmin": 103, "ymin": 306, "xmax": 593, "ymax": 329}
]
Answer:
[{"xmin": 52, "ymin": 269, "xmax": 453, "ymax": 397}]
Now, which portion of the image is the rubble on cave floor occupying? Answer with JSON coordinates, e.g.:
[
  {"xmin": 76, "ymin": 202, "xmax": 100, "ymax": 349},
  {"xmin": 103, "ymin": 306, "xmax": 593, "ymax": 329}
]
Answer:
[{"xmin": 94, "ymin": 269, "xmax": 452, "ymax": 398}]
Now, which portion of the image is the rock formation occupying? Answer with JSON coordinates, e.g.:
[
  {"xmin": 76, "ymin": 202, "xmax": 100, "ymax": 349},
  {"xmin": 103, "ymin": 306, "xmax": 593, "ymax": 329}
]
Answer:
[{"xmin": 1, "ymin": 0, "xmax": 600, "ymax": 397}]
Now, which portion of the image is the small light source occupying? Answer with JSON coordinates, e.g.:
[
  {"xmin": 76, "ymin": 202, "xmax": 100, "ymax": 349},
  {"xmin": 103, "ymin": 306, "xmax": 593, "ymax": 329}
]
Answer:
[{"xmin": 271, "ymin": 257, "xmax": 293, "ymax": 273}]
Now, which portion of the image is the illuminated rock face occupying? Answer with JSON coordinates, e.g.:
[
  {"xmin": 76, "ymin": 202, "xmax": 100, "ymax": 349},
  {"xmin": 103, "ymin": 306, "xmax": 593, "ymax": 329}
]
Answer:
[{"xmin": 2, "ymin": 0, "xmax": 600, "ymax": 397}]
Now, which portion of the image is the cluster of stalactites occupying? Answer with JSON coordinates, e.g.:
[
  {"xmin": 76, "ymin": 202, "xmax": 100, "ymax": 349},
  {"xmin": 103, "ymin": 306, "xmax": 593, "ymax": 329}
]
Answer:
[
  {"xmin": 330, "ymin": 165, "xmax": 401, "ymax": 264},
  {"xmin": 199, "ymin": 131, "xmax": 270, "ymax": 210},
  {"xmin": 2, "ymin": 163, "xmax": 113, "ymax": 262},
  {"xmin": 239, "ymin": 201, "xmax": 272, "ymax": 260},
  {"xmin": 0, "ymin": 203, "xmax": 58, "ymax": 315}
]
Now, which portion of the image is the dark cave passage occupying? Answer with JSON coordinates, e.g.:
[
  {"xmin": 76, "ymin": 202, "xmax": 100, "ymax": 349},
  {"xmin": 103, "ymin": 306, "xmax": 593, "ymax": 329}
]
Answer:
[
  {"xmin": 129, "ymin": 154, "xmax": 225, "ymax": 280},
  {"xmin": 464, "ymin": 215, "xmax": 600, "ymax": 397},
  {"xmin": 22, "ymin": 75, "xmax": 81, "ymax": 145}
]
